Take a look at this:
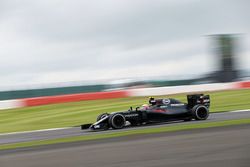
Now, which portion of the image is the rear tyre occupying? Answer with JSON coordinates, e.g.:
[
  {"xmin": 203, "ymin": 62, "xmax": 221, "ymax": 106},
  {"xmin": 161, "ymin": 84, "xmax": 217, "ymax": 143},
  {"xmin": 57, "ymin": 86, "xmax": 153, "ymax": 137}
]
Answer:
[
  {"xmin": 109, "ymin": 113, "xmax": 126, "ymax": 129},
  {"xmin": 192, "ymin": 105, "xmax": 209, "ymax": 120}
]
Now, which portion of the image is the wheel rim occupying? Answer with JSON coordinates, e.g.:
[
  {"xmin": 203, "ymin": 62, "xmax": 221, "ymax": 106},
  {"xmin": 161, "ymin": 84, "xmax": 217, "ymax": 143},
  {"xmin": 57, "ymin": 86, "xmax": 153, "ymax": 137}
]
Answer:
[
  {"xmin": 196, "ymin": 106, "xmax": 208, "ymax": 120},
  {"xmin": 111, "ymin": 114, "xmax": 125, "ymax": 128}
]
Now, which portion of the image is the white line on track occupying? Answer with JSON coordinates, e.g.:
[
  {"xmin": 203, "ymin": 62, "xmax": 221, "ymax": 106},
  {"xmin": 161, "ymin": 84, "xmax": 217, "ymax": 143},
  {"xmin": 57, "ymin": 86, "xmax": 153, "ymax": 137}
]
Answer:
[
  {"xmin": 230, "ymin": 109, "xmax": 250, "ymax": 113},
  {"xmin": 0, "ymin": 127, "xmax": 71, "ymax": 136},
  {"xmin": 0, "ymin": 109, "xmax": 250, "ymax": 136}
]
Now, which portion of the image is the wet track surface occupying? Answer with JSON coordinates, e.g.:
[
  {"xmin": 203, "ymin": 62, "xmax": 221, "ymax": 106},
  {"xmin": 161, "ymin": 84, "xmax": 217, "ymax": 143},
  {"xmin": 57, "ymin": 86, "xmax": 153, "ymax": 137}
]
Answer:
[{"xmin": 1, "ymin": 110, "xmax": 250, "ymax": 145}]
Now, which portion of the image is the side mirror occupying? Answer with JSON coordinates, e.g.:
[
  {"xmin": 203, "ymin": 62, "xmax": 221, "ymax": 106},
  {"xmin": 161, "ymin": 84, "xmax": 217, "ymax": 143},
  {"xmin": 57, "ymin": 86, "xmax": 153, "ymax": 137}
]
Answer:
[
  {"xmin": 129, "ymin": 107, "xmax": 133, "ymax": 111},
  {"xmin": 136, "ymin": 107, "xmax": 140, "ymax": 111}
]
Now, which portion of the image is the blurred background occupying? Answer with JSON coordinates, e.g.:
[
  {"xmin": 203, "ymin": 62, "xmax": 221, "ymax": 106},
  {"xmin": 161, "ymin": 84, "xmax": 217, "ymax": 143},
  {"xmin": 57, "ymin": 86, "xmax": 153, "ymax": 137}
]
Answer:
[{"xmin": 0, "ymin": 0, "xmax": 249, "ymax": 100}]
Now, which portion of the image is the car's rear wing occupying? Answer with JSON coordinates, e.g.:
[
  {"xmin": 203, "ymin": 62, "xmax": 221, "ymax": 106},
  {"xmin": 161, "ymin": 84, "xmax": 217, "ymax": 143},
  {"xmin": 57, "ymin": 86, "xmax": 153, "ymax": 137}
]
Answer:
[{"xmin": 187, "ymin": 94, "xmax": 210, "ymax": 109}]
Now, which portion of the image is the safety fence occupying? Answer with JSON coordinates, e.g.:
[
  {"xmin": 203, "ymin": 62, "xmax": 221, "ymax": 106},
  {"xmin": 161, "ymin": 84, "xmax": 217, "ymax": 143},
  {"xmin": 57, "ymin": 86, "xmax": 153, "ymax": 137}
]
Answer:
[{"xmin": 0, "ymin": 81, "xmax": 249, "ymax": 110}]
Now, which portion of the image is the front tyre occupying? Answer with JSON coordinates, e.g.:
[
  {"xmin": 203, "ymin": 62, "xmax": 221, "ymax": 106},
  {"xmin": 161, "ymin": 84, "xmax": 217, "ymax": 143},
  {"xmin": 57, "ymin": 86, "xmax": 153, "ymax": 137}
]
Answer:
[
  {"xmin": 109, "ymin": 113, "xmax": 126, "ymax": 129},
  {"xmin": 192, "ymin": 105, "xmax": 209, "ymax": 120},
  {"xmin": 97, "ymin": 113, "xmax": 109, "ymax": 121}
]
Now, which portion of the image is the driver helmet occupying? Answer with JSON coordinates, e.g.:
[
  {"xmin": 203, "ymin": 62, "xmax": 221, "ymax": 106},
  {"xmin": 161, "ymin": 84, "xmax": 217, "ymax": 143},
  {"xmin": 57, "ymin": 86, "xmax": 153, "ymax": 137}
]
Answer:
[
  {"xmin": 149, "ymin": 97, "xmax": 156, "ymax": 105},
  {"xmin": 141, "ymin": 104, "xmax": 149, "ymax": 110}
]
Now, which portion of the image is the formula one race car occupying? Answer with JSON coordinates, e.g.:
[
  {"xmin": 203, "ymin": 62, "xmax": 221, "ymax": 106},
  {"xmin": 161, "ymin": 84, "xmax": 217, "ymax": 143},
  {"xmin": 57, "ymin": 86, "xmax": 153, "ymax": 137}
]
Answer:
[{"xmin": 81, "ymin": 94, "xmax": 210, "ymax": 130}]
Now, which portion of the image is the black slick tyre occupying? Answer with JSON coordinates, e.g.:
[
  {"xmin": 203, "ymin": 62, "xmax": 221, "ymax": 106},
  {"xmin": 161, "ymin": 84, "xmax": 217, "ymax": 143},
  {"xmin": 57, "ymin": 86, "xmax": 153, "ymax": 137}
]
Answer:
[
  {"xmin": 109, "ymin": 113, "xmax": 126, "ymax": 129},
  {"xmin": 192, "ymin": 105, "xmax": 209, "ymax": 120},
  {"xmin": 97, "ymin": 113, "xmax": 109, "ymax": 121}
]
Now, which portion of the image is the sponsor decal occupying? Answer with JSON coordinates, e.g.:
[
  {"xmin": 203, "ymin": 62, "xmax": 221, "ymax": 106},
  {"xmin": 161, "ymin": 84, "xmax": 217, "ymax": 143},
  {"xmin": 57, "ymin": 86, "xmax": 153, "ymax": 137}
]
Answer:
[
  {"xmin": 170, "ymin": 103, "xmax": 185, "ymax": 106},
  {"xmin": 124, "ymin": 114, "xmax": 139, "ymax": 118},
  {"xmin": 162, "ymin": 99, "xmax": 170, "ymax": 105}
]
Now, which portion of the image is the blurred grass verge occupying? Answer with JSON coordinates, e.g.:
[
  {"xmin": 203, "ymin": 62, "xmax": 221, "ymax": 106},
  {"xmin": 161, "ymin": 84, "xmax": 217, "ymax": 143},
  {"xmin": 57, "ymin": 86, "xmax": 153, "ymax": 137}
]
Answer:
[
  {"xmin": 1, "ymin": 118, "xmax": 250, "ymax": 151},
  {"xmin": 0, "ymin": 89, "xmax": 250, "ymax": 133}
]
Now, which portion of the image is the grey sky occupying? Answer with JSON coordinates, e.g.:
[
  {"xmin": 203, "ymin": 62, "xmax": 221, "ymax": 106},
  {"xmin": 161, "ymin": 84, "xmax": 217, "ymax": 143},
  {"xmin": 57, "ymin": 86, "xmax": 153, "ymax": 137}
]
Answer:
[{"xmin": 0, "ymin": 0, "xmax": 250, "ymax": 89}]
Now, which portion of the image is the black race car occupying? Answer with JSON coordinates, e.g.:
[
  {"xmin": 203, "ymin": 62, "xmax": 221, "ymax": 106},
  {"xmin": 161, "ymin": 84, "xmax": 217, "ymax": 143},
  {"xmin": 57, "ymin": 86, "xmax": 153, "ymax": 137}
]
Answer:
[{"xmin": 81, "ymin": 94, "xmax": 210, "ymax": 130}]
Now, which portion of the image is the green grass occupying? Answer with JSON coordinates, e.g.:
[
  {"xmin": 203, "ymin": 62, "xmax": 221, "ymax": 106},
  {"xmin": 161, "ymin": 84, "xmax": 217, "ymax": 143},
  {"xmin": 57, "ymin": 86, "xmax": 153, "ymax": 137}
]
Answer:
[
  {"xmin": 0, "ymin": 89, "xmax": 250, "ymax": 133},
  {"xmin": 1, "ymin": 118, "xmax": 250, "ymax": 151}
]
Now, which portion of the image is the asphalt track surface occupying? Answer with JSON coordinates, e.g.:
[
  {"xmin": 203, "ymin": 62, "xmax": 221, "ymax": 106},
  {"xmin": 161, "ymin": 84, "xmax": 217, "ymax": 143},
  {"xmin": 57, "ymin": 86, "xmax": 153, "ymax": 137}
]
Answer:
[
  {"xmin": 0, "ymin": 110, "xmax": 250, "ymax": 145},
  {"xmin": 0, "ymin": 124, "xmax": 250, "ymax": 167}
]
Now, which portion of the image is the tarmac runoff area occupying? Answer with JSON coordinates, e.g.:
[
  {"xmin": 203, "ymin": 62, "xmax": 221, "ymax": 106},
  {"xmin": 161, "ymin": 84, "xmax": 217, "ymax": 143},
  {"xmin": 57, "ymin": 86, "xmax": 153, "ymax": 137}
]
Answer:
[
  {"xmin": 0, "ymin": 110, "xmax": 250, "ymax": 145},
  {"xmin": 0, "ymin": 124, "xmax": 249, "ymax": 167}
]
